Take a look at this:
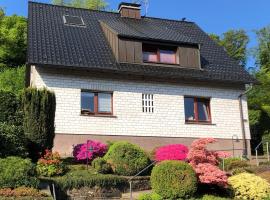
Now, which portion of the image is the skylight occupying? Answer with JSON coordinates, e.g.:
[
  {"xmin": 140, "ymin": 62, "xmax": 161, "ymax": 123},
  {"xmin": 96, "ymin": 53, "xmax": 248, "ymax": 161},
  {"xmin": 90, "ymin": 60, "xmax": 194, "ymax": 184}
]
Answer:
[{"xmin": 63, "ymin": 15, "xmax": 85, "ymax": 26}]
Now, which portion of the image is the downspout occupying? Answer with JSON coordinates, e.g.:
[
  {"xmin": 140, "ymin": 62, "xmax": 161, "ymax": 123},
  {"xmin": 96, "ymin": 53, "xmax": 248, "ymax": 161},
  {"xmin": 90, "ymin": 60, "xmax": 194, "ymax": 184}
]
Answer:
[{"xmin": 238, "ymin": 85, "xmax": 253, "ymax": 157}]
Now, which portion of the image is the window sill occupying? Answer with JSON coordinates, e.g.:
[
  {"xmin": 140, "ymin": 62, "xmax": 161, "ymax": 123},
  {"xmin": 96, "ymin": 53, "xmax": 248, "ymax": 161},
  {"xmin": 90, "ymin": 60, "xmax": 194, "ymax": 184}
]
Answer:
[
  {"xmin": 80, "ymin": 114, "xmax": 117, "ymax": 118},
  {"xmin": 185, "ymin": 121, "xmax": 216, "ymax": 125}
]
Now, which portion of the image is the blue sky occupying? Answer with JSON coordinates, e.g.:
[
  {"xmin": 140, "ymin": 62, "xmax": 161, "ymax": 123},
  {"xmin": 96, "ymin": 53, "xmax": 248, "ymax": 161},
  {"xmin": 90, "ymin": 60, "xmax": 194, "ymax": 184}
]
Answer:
[{"xmin": 1, "ymin": 0, "xmax": 270, "ymax": 68}]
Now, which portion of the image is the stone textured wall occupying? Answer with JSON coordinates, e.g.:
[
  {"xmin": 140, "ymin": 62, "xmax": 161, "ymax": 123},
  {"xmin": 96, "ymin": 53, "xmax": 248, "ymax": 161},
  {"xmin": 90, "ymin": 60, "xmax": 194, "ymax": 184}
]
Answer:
[{"xmin": 31, "ymin": 66, "xmax": 251, "ymax": 154}]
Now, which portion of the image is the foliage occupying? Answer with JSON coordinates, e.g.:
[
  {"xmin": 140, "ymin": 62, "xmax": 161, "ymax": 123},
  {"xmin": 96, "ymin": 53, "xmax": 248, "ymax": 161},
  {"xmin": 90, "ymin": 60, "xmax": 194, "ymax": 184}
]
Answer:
[
  {"xmin": 0, "ymin": 157, "xmax": 39, "ymax": 188},
  {"xmin": 0, "ymin": 123, "xmax": 27, "ymax": 158},
  {"xmin": 0, "ymin": 187, "xmax": 48, "ymax": 197},
  {"xmin": 221, "ymin": 157, "xmax": 248, "ymax": 171},
  {"xmin": 22, "ymin": 88, "xmax": 56, "ymax": 160},
  {"xmin": 150, "ymin": 160, "xmax": 197, "ymax": 199},
  {"xmin": 92, "ymin": 157, "xmax": 112, "ymax": 174},
  {"xmin": 201, "ymin": 194, "xmax": 231, "ymax": 200},
  {"xmin": 37, "ymin": 150, "xmax": 66, "ymax": 177},
  {"xmin": 104, "ymin": 141, "xmax": 151, "ymax": 176},
  {"xmin": 228, "ymin": 173, "xmax": 270, "ymax": 200},
  {"xmin": 52, "ymin": 0, "xmax": 108, "ymax": 10},
  {"xmin": 0, "ymin": 10, "xmax": 27, "ymax": 68},
  {"xmin": 187, "ymin": 138, "xmax": 229, "ymax": 187},
  {"xmin": 73, "ymin": 140, "xmax": 108, "ymax": 163},
  {"xmin": 51, "ymin": 167, "xmax": 127, "ymax": 190},
  {"xmin": 138, "ymin": 192, "xmax": 163, "ymax": 200},
  {"xmin": 209, "ymin": 29, "xmax": 249, "ymax": 66},
  {"xmin": 154, "ymin": 144, "xmax": 188, "ymax": 162},
  {"xmin": 0, "ymin": 66, "xmax": 25, "ymax": 94}
]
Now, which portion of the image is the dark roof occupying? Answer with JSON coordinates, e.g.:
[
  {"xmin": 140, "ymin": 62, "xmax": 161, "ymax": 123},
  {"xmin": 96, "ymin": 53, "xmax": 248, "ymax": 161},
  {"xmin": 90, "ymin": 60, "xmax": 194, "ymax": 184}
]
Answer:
[{"xmin": 27, "ymin": 2, "xmax": 255, "ymax": 84}]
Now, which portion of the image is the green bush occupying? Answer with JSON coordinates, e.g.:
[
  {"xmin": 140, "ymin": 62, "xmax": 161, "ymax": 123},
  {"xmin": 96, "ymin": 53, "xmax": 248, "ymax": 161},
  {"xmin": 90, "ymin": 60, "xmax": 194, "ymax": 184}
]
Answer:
[
  {"xmin": 104, "ymin": 141, "xmax": 151, "ymax": 176},
  {"xmin": 52, "ymin": 168, "xmax": 127, "ymax": 190},
  {"xmin": 138, "ymin": 192, "xmax": 163, "ymax": 200},
  {"xmin": 150, "ymin": 160, "xmax": 197, "ymax": 199},
  {"xmin": 221, "ymin": 157, "xmax": 248, "ymax": 171},
  {"xmin": 0, "ymin": 123, "xmax": 27, "ymax": 157},
  {"xmin": 201, "ymin": 194, "xmax": 231, "ymax": 200},
  {"xmin": 228, "ymin": 172, "xmax": 270, "ymax": 200},
  {"xmin": 92, "ymin": 157, "xmax": 112, "ymax": 174},
  {"xmin": 0, "ymin": 157, "xmax": 39, "ymax": 188},
  {"xmin": 22, "ymin": 88, "xmax": 56, "ymax": 160}
]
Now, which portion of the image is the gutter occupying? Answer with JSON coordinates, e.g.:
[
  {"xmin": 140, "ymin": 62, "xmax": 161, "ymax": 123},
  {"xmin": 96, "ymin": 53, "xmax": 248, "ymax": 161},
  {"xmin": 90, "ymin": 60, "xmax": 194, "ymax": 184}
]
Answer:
[{"xmin": 238, "ymin": 85, "xmax": 253, "ymax": 157}]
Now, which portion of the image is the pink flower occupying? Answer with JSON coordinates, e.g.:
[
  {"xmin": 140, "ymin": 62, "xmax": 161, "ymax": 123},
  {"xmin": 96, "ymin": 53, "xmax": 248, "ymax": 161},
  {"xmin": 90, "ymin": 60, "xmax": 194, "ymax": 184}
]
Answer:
[
  {"xmin": 155, "ymin": 144, "xmax": 188, "ymax": 162},
  {"xmin": 73, "ymin": 140, "xmax": 108, "ymax": 162}
]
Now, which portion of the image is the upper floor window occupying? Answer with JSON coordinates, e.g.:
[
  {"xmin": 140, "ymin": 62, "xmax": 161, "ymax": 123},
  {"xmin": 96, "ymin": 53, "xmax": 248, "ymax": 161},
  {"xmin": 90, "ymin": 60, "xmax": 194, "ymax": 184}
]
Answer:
[
  {"xmin": 184, "ymin": 97, "xmax": 211, "ymax": 123},
  {"xmin": 81, "ymin": 91, "xmax": 113, "ymax": 115},
  {"xmin": 143, "ymin": 44, "xmax": 176, "ymax": 64}
]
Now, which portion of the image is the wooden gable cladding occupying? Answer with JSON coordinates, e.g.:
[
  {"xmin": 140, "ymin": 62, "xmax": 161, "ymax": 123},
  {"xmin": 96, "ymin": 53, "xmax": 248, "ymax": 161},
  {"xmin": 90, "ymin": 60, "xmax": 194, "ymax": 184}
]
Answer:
[
  {"xmin": 118, "ymin": 38, "xmax": 142, "ymax": 63},
  {"xmin": 177, "ymin": 45, "xmax": 201, "ymax": 69}
]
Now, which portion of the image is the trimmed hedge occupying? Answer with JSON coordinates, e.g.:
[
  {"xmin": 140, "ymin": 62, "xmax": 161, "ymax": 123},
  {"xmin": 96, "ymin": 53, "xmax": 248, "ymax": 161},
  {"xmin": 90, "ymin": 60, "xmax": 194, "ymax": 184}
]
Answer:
[
  {"xmin": 92, "ymin": 157, "xmax": 112, "ymax": 174},
  {"xmin": 22, "ymin": 88, "xmax": 56, "ymax": 160},
  {"xmin": 0, "ymin": 157, "xmax": 39, "ymax": 188},
  {"xmin": 138, "ymin": 192, "xmax": 162, "ymax": 200},
  {"xmin": 150, "ymin": 160, "xmax": 197, "ymax": 199},
  {"xmin": 221, "ymin": 157, "xmax": 248, "ymax": 171},
  {"xmin": 51, "ymin": 169, "xmax": 127, "ymax": 190},
  {"xmin": 104, "ymin": 141, "xmax": 151, "ymax": 176}
]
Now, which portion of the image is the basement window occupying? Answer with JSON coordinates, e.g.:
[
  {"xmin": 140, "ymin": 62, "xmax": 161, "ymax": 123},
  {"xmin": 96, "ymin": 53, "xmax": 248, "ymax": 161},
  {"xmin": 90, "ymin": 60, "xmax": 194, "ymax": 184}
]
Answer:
[
  {"xmin": 63, "ymin": 15, "xmax": 85, "ymax": 26},
  {"xmin": 142, "ymin": 94, "xmax": 154, "ymax": 113}
]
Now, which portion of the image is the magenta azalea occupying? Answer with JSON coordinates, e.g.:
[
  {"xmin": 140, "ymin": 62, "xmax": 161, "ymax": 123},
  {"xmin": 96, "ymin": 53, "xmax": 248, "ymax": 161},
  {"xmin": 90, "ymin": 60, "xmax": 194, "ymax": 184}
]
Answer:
[
  {"xmin": 73, "ymin": 140, "xmax": 108, "ymax": 162},
  {"xmin": 155, "ymin": 144, "xmax": 189, "ymax": 162}
]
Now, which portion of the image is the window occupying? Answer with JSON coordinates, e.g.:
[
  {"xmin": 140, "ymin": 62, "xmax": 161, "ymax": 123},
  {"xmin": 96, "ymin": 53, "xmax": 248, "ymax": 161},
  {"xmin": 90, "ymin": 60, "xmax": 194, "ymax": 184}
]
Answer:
[
  {"xmin": 184, "ymin": 97, "xmax": 211, "ymax": 123},
  {"xmin": 81, "ymin": 91, "xmax": 112, "ymax": 115},
  {"xmin": 142, "ymin": 94, "xmax": 154, "ymax": 113},
  {"xmin": 63, "ymin": 15, "xmax": 85, "ymax": 26},
  {"xmin": 143, "ymin": 44, "xmax": 176, "ymax": 64}
]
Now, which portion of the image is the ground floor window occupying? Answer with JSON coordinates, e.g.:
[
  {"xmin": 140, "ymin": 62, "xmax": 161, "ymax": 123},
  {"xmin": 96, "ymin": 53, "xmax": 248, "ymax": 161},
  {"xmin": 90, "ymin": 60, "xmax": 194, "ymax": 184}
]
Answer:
[
  {"xmin": 81, "ymin": 91, "xmax": 113, "ymax": 115},
  {"xmin": 184, "ymin": 96, "xmax": 211, "ymax": 123}
]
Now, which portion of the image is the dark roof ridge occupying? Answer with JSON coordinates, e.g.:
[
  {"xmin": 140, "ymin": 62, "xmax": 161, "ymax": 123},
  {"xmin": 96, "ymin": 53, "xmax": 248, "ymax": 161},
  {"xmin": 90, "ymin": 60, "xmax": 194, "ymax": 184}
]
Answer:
[{"xmin": 29, "ymin": 1, "xmax": 194, "ymax": 24}]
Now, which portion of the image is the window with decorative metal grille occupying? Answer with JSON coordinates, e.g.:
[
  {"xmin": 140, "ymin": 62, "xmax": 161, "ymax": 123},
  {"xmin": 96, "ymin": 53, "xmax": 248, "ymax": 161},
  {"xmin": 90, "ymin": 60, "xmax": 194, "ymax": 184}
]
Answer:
[{"xmin": 142, "ymin": 94, "xmax": 154, "ymax": 113}]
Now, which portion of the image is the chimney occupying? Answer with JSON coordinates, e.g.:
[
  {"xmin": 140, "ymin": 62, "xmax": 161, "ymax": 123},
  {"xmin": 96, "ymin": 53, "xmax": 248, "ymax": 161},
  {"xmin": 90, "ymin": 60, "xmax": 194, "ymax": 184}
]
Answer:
[{"xmin": 118, "ymin": 2, "xmax": 141, "ymax": 19}]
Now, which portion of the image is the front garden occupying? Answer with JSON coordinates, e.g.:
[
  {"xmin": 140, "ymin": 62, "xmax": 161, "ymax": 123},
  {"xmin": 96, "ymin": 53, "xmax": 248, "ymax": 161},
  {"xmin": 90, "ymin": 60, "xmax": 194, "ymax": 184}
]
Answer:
[{"xmin": 1, "ymin": 88, "xmax": 270, "ymax": 199}]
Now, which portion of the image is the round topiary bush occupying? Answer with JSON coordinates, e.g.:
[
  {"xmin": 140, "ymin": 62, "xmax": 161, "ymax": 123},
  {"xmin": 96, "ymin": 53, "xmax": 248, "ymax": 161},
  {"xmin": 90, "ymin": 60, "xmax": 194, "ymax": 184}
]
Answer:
[
  {"xmin": 92, "ymin": 157, "xmax": 112, "ymax": 174},
  {"xmin": 104, "ymin": 141, "xmax": 151, "ymax": 176},
  {"xmin": 150, "ymin": 160, "xmax": 197, "ymax": 199},
  {"xmin": 228, "ymin": 172, "xmax": 270, "ymax": 200}
]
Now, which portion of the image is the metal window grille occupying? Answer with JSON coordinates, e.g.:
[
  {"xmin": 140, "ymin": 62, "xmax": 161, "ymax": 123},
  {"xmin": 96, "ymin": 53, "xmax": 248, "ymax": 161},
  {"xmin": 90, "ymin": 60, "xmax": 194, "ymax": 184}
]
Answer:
[{"xmin": 142, "ymin": 94, "xmax": 154, "ymax": 113}]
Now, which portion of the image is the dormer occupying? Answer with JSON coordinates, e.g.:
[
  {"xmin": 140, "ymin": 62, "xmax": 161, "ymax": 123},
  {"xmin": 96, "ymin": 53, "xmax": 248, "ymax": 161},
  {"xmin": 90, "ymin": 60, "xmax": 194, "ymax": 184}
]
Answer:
[{"xmin": 100, "ymin": 2, "xmax": 201, "ymax": 69}]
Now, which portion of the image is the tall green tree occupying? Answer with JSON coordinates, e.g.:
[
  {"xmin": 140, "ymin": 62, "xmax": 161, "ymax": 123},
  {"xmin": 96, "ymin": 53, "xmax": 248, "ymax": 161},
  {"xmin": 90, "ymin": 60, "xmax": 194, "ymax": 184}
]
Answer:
[
  {"xmin": 0, "ymin": 8, "xmax": 27, "ymax": 68},
  {"xmin": 52, "ymin": 0, "xmax": 108, "ymax": 10},
  {"xmin": 209, "ymin": 30, "xmax": 249, "ymax": 66}
]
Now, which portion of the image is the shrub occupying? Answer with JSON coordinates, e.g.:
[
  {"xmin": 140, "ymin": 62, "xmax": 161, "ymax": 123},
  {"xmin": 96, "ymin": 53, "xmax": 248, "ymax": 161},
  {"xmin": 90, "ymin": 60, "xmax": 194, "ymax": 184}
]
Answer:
[
  {"xmin": 228, "ymin": 173, "xmax": 270, "ymax": 200},
  {"xmin": 92, "ymin": 157, "xmax": 112, "ymax": 174},
  {"xmin": 187, "ymin": 138, "xmax": 229, "ymax": 187},
  {"xmin": 154, "ymin": 144, "xmax": 188, "ymax": 162},
  {"xmin": 0, "ymin": 123, "xmax": 27, "ymax": 158},
  {"xmin": 22, "ymin": 88, "xmax": 56, "ymax": 160},
  {"xmin": 52, "ymin": 168, "xmax": 127, "ymax": 190},
  {"xmin": 138, "ymin": 192, "xmax": 163, "ymax": 200},
  {"xmin": 0, "ymin": 187, "xmax": 48, "ymax": 197},
  {"xmin": 37, "ymin": 150, "xmax": 66, "ymax": 177},
  {"xmin": 73, "ymin": 140, "xmax": 108, "ymax": 163},
  {"xmin": 0, "ymin": 157, "xmax": 39, "ymax": 188},
  {"xmin": 150, "ymin": 160, "xmax": 197, "ymax": 199},
  {"xmin": 201, "ymin": 194, "xmax": 230, "ymax": 200},
  {"xmin": 221, "ymin": 157, "xmax": 248, "ymax": 171},
  {"xmin": 104, "ymin": 141, "xmax": 151, "ymax": 176}
]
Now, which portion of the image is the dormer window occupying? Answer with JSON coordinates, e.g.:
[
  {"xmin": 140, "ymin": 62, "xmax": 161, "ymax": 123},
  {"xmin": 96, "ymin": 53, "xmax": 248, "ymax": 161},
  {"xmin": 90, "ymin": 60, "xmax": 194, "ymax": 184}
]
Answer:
[{"xmin": 143, "ymin": 44, "xmax": 177, "ymax": 64}]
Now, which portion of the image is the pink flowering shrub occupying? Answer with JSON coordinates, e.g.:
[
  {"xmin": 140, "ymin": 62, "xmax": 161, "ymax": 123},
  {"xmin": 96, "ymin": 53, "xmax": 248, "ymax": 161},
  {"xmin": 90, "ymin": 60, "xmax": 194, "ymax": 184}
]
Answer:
[
  {"xmin": 73, "ymin": 140, "xmax": 108, "ymax": 162},
  {"xmin": 155, "ymin": 144, "xmax": 188, "ymax": 162},
  {"xmin": 187, "ymin": 138, "xmax": 230, "ymax": 187}
]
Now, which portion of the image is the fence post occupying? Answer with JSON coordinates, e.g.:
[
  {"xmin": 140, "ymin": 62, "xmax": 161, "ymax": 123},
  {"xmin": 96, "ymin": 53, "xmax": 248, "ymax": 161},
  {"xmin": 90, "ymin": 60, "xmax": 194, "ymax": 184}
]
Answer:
[
  {"xmin": 129, "ymin": 181, "xmax": 132, "ymax": 200},
  {"xmin": 267, "ymin": 142, "xmax": 270, "ymax": 162},
  {"xmin": 256, "ymin": 149, "xmax": 259, "ymax": 166}
]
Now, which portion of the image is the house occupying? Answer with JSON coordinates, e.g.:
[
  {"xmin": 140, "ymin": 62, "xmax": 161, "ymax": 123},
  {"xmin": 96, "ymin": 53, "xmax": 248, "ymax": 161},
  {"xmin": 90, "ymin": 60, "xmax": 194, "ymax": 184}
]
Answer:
[{"xmin": 27, "ymin": 2, "xmax": 255, "ymax": 157}]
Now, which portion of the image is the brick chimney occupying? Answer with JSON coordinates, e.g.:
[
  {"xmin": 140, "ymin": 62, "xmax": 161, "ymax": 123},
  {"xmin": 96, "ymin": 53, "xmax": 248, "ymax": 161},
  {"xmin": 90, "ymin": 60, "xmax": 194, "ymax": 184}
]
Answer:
[{"xmin": 118, "ymin": 2, "xmax": 141, "ymax": 19}]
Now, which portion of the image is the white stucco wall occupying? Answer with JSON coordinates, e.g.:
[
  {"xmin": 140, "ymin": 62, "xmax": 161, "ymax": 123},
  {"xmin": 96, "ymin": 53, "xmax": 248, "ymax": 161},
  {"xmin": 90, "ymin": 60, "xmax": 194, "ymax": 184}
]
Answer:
[{"xmin": 30, "ymin": 65, "xmax": 251, "ymax": 140}]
